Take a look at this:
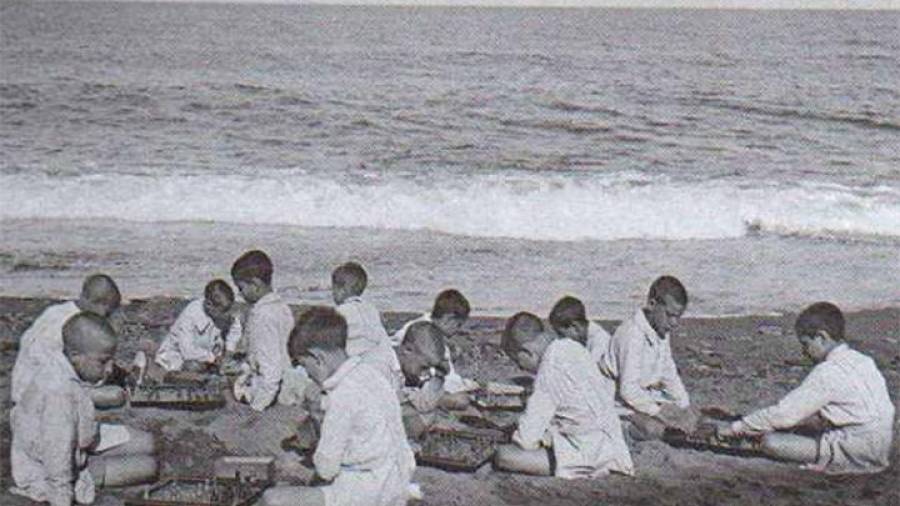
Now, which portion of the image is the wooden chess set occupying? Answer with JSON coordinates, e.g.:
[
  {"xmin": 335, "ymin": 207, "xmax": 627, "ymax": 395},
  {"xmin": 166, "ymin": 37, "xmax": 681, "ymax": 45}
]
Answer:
[
  {"xmin": 125, "ymin": 477, "xmax": 268, "ymax": 506},
  {"xmin": 662, "ymin": 407, "xmax": 763, "ymax": 458},
  {"xmin": 416, "ymin": 427, "xmax": 509, "ymax": 472},
  {"xmin": 471, "ymin": 390, "xmax": 526, "ymax": 412},
  {"xmin": 128, "ymin": 383, "xmax": 226, "ymax": 410}
]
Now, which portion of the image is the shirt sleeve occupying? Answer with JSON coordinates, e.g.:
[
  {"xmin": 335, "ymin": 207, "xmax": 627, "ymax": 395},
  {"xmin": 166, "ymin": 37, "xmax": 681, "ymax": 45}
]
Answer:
[
  {"xmin": 41, "ymin": 392, "xmax": 80, "ymax": 506},
  {"xmin": 246, "ymin": 309, "xmax": 286, "ymax": 411},
  {"xmin": 156, "ymin": 304, "xmax": 198, "ymax": 371},
  {"xmin": 660, "ymin": 343, "xmax": 690, "ymax": 409},
  {"xmin": 614, "ymin": 332, "xmax": 661, "ymax": 417},
  {"xmin": 313, "ymin": 390, "xmax": 354, "ymax": 481},
  {"xmin": 512, "ymin": 358, "xmax": 558, "ymax": 450},
  {"xmin": 587, "ymin": 323, "xmax": 611, "ymax": 365},
  {"xmin": 735, "ymin": 366, "xmax": 833, "ymax": 434}
]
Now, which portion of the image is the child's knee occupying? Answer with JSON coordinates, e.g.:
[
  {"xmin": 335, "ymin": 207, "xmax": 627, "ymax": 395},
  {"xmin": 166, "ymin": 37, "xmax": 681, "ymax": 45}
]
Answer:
[
  {"xmin": 493, "ymin": 444, "xmax": 517, "ymax": 470},
  {"xmin": 260, "ymin": 487, "xmax": 301, "ymax": 506},
  {"xmin": 759, "ymin": 433, "xmax": 783, "ymax": 456},
  {"xmin": 127, "ymin": 427, "xmax": 157, "ymax": 454}
]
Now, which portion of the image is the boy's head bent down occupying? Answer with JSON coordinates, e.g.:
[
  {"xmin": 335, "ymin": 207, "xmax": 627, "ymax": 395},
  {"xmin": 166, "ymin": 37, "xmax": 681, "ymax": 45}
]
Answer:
[
  {"xmin": 78, "ymin": 273, "xmax": 122, "ymax": 318},
  {"xmin": 431, "ymin": 289, "xmax": 470, "ymax": 336},
  {"xmin": 203, "ymin": 279, "xmax": 236, "ymax": 324},
  {"xmin": 397, "ymin": 321, "xmax": 447, "ymax": 384},
  {"xmin": 289, "ymin": 307, "xmax": 349, "ymax": 385},
  {"xmin": 331, "ymin": 262, "xmax": 368, "ymax": 305},
  {"xmin": 794, "ymin": 302, "xmax": 845, "ymax": 362},
  {"xmin": 645, "ymin": 275, "xmax": 688, "ymax": 339},
  {"xmin": 231, "ymin": 250, "xmax": 274, "ymax": 304},
  {"xmin": 503, "ymin": 312, "xmax": 553, "ymax": 374},
  {"xmin": 549, "ymin": 296, "xmax": 588, "ymax": 344},
  {"xmin": 63, "ymin": 312, "xmax": 118, "ymax": 384}
]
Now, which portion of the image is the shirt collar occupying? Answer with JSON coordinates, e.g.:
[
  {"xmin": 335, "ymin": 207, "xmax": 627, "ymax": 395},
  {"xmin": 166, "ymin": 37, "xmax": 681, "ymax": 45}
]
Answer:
[
  {"xmin": 322, "ymin": 355, "xmax": 362, "ymax": 392},
  {"xmin": 634, "ymin": 308, "xmax": 664, "ymax": 346}
]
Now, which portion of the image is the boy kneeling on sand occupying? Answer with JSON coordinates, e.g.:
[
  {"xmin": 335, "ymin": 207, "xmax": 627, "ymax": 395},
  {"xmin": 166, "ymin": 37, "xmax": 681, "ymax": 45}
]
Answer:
[
  {"xmin": 494, "ymin": 309, "xmax": 634, "ymax": 479},
  {"xmin": 718, "ymin": 302, "xmax": 895, "ymax": 474},
  {"xmin": 262, "ymin": 308, "xmax": 415, "ymax": 506},
  {"xmin": 11, "ymin": 313, "xmax": 158, "ymax": 506}
]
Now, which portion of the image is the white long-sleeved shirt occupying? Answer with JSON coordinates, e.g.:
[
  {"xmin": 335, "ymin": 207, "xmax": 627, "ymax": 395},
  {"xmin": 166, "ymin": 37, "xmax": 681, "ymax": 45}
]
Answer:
[
  {"xmin": 11, "ymin": 354, "xmax": 98, "ymax": 506},
  {"xmin": 337, "ymin": 296, "xmax": 402, "ymax": 391},
  {"xmin": 11, "ymin": 301, "xmax": 81, "ymax": 404},
  {"xmin": 154, "ymin": 299, "xmax": 242, "ymax": 371},
  {"xmin": 242, "ymin": 292, "xmax": 294, "ymax": 411},
  {"xmin": 734, "ymin": 344, "xmax": 895, "ymax": 434},
  {"xmin": 314, "ymin": 356, "xmax": 415, "ymax": 506},
  {"xmin": 598, "ymin": 308, "xmax": 690, "ymax": 416},
  {"xmin": 585, "ymin": 320, "xmax": 612, "ymax": 365},
  {"xmin": 513, "ymin": 338, "xmax": 634, "ymax": 479},
  {"xmin": 389, "ymin": 313, "xmax": 475, "ymax": 394}
]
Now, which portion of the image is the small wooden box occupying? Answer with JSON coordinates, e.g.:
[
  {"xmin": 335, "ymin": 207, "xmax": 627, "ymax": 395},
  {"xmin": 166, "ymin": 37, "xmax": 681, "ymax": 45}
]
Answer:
[{"xmin": 213, "ymin": 456, "xmax": 274, "ymax": 483}]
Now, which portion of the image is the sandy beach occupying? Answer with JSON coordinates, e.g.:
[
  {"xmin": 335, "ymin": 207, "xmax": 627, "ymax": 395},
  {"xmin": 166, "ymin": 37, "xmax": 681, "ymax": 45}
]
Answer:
[{"xmin": 1, "ymin": 295, "xmax": 898, "ymax": 506}]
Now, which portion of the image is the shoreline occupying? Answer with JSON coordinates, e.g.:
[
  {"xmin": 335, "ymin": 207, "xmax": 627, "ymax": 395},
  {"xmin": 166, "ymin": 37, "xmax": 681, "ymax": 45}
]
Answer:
[{"xmin": 3, "ymin": 218, "xmax": 899, "ymax": 318}]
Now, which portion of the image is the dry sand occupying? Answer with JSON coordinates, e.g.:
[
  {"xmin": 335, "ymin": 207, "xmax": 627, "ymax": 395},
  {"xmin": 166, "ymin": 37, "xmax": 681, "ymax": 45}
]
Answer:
[{"xmin": 1, "ymin": 297, "xmax": 898, "ymax": 506}]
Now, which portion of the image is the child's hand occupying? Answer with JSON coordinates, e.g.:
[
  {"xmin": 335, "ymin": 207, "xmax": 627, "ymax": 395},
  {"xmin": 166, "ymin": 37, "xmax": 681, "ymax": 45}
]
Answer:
[
  {"xmin": 716, "ymin": 422, "xmax": 738, "ymax": 440},
  {"xmin": 657, "ymin": 404, "xmax": 697, "ymax": 434}
]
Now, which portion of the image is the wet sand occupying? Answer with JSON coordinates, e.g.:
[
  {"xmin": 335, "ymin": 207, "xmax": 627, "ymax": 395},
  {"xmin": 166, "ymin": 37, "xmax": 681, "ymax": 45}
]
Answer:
[{"xmin": 1, "ymin": 296, "xmax": 898, "ymax": 506}]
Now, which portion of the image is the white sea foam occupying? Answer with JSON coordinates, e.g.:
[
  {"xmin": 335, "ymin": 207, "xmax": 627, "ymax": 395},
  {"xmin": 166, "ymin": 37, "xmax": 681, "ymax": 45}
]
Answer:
[{"xmin": 3, "ymin": 171, "xmax": 899, "ymax": 242}]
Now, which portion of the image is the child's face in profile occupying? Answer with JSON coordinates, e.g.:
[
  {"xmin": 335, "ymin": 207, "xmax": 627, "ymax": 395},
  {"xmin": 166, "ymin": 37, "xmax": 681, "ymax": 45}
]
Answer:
[
  {"xmin": 203, "ymin": 293, "xmax": 233, "ymax": 326},
  {"xmin": 558, "ymin": 320, "xmax": 588, "ymax": 344},
  {"xmin": 70, "ymin": 349, "xmax": 115, "ymax": 384},
  {"xmin": 433, "ymin": 315, "xmax": 465, "ymax": 336},
  {"xmin": 646, "ymin": 294, "xmax": 685, "ymax": 338},
  {"xmin": 296, "ymin": 350, "xmax": 331, "ymax": 386},
  {"xmin": 798, "ymin": 332, "xmax": 829, "ymax": 362},
  {"xmin": 331, "ymin": 284, "xmax": 351, "ymax": 305},
  {"xmin": 512, "ymin": 340, "xmax": 542, "ymax": 374},
  {"xmin": 398, "ymin": 345, "xmax": 439, "ymax": 384},
  {"xmin": 235, "ymin": 278, "xmax": 266, "ymax": 304}
]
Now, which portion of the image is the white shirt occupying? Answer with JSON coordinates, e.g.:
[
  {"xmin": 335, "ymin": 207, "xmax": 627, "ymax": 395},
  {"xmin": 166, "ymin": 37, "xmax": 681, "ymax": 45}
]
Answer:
[
  {"xmin": 598, "ymin": 308, "xmax": 690, "ymax": 416},
  {"xmin": 315, "ymin": 357, "xmax": 415, "ymax": 506},
  {"xmin": 337, "ymin": 296, "xmax": 402, "ymax": 391},
  {"xmin": 242, "ymin": 292, "xmax": 294, "ymax": 411},
  {"xmin": 734, "ymin": 344, "xmax": 895, "ymax": 434},
  {"xmin": 11, "ymin": 301, "xmax": 81, "ymax": 404},
  {"xmin": 154, "ymin": 299, "xmax": 242, "ymax": 371},
  {"xmin": 389, "ymin": 313, "xmax": 475, "ymax": 394},
  {"xmin": 11, "ymin": 354, "xmax": 98, "ymax": 506},
  {"xmin": 513, "ymin": 338, "xmax": 634, "ymax": 479}
]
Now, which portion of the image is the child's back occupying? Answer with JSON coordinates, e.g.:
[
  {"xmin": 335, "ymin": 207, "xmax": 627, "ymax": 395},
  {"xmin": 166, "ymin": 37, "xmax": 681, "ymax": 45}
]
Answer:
[
  {"xmin": 11, "ymin": 353, "xmax": 97, "ymax": 506},
  {"xmin": 315, "ymin": 357, "xmax": 415, "ymax": 506},
  {"xmin": 11, "ymin": 301, "xmax": 80, "ymax": 404},
  {"xmin": 337, "ymin": 296, "xmax": 391, "ymax": 356},
  {"xmin": 514, "ymin": 338, "xmax": 633, "ymax": 479}
]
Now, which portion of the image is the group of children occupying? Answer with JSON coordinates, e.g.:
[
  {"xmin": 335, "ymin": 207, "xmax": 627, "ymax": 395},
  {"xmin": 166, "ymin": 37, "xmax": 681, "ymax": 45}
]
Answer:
[{"xmin": 8, "ymin": 250, "xmax": 896, "ymax": 506}]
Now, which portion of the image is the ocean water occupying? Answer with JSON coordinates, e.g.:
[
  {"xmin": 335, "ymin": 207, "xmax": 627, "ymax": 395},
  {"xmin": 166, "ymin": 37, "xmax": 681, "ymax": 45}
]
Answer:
[{"xmin": 1, "ymin": 3, "xmax": 898, "ymax": 314}]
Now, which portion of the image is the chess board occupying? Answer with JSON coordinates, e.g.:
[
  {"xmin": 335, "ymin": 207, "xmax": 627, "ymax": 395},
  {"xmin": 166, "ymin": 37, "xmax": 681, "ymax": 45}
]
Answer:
[
  {"xmin": 417, "ymin": 427, "xmax": 509, "ymax": 472},
  {"xmin": 125, "ymin": 477, "xmax": 268, "ymax": 506},
  {"xmin": 128, "ymin": 384, "xmax": 226, "ymax": 410},
  {"xmin": 471, "ymin": 391, "xmax": 525, "ymax": 412}
]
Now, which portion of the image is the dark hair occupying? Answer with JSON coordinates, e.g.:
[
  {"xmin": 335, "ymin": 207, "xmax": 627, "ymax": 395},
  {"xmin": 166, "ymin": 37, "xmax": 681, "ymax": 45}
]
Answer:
[
  {"xmin": 648, "ymin": 276, "xmax": 688, "ymax": 307},
  {"xmin": 62, "ymin": 312, "xmax": 117, "ymax": 353},
  {"xmin": 432, "ymin": 289, "xmax": 470, "ymax": 320},
  {"xmin": 81, "ymin": 273, "xmax": 121, "ymax": 308},
  {"xmin": 548, "ymin": 296, "xmax": 586, "ymax": 332},
  {"xmin": 231, "ymin": 250, "xmax": 274, "ymax": 285},
  {"xmin": 289, "ymin": 307, "xmax": 347, "ymax": 358},
  {"xmin": 332, "ymin": 262, "xmax": 368, "ymax": 296},
  {"xmin": 795, "ymin": 302, "xmax": 845, "ymax": 342},
  {"xmin": 502, "ymin": 312, "xmax": 544, "ymax": 357},
  {"xmin": 402, "ymin": 321, "xmax": 447, "ymax": 369},
  {"xmin": 204, "ymin": 279, "xmax": 235, "ymax": 303}
]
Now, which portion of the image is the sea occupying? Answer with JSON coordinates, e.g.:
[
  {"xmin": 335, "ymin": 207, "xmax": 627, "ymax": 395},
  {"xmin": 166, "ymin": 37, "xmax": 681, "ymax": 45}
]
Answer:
[{"xmin": 1, "ymin": 2, "xmax": 899, "ymax": 316}]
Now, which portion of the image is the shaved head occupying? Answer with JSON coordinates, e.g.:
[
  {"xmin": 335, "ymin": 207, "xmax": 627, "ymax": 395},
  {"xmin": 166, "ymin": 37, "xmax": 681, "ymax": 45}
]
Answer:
[
  {"xmin": 403, "ymin": 321, "xmax": 447, "ymax": 367},
  {"xmin": 63, "ymin": 312, "xmax": 118, "ymax": 355},
  {"xmin": 79, "ymin": 274, "xmax": 121, "ymax": 317}
]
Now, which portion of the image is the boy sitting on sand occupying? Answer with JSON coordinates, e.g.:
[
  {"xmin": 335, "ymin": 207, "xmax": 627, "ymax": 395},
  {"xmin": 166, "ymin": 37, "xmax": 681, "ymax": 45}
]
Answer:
[
  {"xmin": 389, "ymin": 289, "xmax": 479, "ymax": 394},
  {"xmin": 718, "ymin": 302, "xmax": 895, "ymax": 474},
  {"xmin": 154, "ymin": 279, "xmax": 242, "ymax": 373},
  {"xmin": 592, "ymin": 276, "xmax": 696, "ymax": 438},
  {"xmin": 331, "ymin": 262, "xmax": 401, "ymax": 389},
  {"xmin": 231, "ymin": 250, "xmax": 306, "ymax": 411},
  {"xmin": 261, "ymin": 307, "xmax": 415, "ymax": 506},
  {"xmin": 11, "ymin": 313, "xmax": 158, "ymax": 506},
  {"xmin": 11, "ymin": 274, "xmax": 125, "ymax": 408},
  {"xmin": 495, "ymin": 311, "xmax": 634, "ymax": 479}
]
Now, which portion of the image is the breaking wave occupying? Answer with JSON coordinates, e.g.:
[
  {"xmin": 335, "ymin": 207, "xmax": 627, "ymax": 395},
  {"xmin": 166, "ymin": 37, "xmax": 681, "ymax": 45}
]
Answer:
[{"xmin": 2, "ymin": 171, "xmax": 898, "ymax": 242}]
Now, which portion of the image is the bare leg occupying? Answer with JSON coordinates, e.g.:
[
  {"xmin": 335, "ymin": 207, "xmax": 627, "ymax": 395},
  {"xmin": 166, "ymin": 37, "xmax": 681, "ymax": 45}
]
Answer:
[
  {"xmin": 91, "ymin": 385, "xmax": 127, "ymax": 409},
  {"xmin": 258, "ymin": 486, "xmax": 325, "ymax": 506},
  {"xmin": 759, "ymin": 432, "xmax": 819, "ymax": 464},
  {"xmin": 89, "ymin": 454, "xmax": 158, "ymax": 487},
  {"xmin": 625, "ymin": 413, "xmax": 667, "ymax": 441},
  {"xmin": 494, "ymin": 444, "xmax": 552, "ymax": 476},
  {"xmin": 102, "ymin": 427, "xmax": 156, "ymax": 456}
]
